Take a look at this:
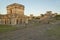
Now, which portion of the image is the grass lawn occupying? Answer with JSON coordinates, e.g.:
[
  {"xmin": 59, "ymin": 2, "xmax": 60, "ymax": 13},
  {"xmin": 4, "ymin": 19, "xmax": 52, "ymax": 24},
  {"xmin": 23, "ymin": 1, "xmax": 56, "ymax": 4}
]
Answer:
[
  {"xmin": 46, "ymin": 26, "xmax": 60, "ymax": 39},
  {"xmin": 0, "ymin": 25, "xmax": 17, "ymax": 33}
]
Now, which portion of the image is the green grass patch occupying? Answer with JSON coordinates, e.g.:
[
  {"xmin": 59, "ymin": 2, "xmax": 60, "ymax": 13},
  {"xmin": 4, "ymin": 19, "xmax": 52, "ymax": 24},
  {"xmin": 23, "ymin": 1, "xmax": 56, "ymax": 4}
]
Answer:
[
  {"xmin": 54, "ymin": 15, "xmax": 60, "ymax": 20},
  {"xmin": 46, "ymin": 26, "xmax": 60, "ymax": 39},
  {"xmin": 0, "ymin": 25, "xmax": 17, "ymax": 33}
]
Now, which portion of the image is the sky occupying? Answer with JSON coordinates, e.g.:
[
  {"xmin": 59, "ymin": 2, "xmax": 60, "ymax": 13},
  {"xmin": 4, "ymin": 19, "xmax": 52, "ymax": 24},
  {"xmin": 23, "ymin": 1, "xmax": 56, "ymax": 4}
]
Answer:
[{"xmin": 0, "ymin": 0, "xmax": 60, "ymax": 16}]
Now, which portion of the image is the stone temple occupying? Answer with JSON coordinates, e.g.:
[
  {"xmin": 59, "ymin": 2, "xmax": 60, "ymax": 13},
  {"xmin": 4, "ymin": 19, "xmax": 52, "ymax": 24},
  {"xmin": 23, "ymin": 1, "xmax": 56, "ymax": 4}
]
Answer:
[
  {"xmin": 0, "ymin": 3, "xmax": 57, "ymax": 25},
  {"xmin": 0, "ymin": 3, "xmax": 28, "ymax": 25}
]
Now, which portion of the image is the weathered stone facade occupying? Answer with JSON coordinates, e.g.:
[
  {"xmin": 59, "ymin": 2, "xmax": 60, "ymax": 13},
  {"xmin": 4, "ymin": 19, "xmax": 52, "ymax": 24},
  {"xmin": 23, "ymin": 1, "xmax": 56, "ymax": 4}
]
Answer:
[
  {"xmin": 40, "ymin": 11, "xmax": 57, "ymax": 23},
  {"xmin": 0, "ymin": 3, "xmax": 28, "ymax": 25},
  {"xmin": 0, "ymin": 3, "xmax": 57, "ymax": 25}
]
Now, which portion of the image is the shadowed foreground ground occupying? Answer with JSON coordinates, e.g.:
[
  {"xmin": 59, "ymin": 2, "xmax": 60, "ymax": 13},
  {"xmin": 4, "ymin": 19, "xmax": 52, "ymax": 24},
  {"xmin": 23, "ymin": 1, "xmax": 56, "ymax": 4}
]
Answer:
[{"xmin": 0, "ymin": 22, "xmax": 60, "ymax": 40}]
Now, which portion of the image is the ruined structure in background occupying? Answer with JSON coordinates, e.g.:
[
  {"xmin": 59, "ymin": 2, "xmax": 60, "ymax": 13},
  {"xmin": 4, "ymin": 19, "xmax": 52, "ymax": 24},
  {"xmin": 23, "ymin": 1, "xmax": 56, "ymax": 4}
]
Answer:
[
  {"xmin": 40, "ymin": 11, "xmax": 57, "ymax": 23},
  {"xmin": 0, "ymin": 3, "xmax": 58, "ymax": 25},
  {"xmin": 0, "ymin": 3, "xmax": 28, "ymax": 25}
]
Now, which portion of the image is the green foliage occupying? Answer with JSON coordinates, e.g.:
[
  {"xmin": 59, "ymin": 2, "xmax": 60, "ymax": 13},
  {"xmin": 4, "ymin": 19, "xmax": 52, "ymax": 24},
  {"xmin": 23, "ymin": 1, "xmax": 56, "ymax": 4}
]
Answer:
[
  {"xmin": 0, "ymin": 25, "xmax": 17, "ymax": 33},
  {"xmin": 55, "ymin": 15, "xmax": 60, "ymax": 20},
  {"xmin": 46, "ymin": 26, "xmax": 60, "ymax": 39}
]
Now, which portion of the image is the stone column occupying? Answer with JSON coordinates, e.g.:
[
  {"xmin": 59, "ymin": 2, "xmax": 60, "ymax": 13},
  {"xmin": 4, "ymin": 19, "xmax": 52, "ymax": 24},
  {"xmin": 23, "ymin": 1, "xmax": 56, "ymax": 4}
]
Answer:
[
  {"xmin": 2, "ymin": 19, "xmax": 5, "ymax": 24},
  {"xmin": 11, "ymin": 18, "xmax": 16, "ymax": 25},
  {"xmin": 25, "ymin": 18, "xmax": 28, "ymax": 24},
  {"xmin": 21, "ymin": 19, "xmax": 24, "ymax": 24},
  {"xmin": 0, "ymin": 19, "xmax": 2, "ymax": 24}
]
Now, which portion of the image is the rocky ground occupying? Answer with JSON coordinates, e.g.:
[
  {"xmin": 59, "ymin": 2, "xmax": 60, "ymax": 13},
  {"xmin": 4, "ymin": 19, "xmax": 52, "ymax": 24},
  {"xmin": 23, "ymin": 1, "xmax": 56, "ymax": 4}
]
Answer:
[{"xmin": 0, "ymin": 21, "xmax": 60, "ymax": 40}]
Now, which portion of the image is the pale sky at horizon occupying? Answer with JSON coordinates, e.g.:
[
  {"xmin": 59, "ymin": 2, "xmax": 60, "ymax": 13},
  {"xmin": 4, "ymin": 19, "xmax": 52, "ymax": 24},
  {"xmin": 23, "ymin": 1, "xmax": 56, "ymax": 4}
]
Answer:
[{"xmin": 0, "ymin": 0, "xmax": 60, "ymax": 16}]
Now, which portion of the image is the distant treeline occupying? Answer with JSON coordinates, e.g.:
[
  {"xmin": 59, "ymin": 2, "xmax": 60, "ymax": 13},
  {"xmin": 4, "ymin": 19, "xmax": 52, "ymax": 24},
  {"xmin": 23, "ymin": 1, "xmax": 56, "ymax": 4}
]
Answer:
[{"xmin": 55, "ymin": 15, "xmax": 60, "ymax": 20}]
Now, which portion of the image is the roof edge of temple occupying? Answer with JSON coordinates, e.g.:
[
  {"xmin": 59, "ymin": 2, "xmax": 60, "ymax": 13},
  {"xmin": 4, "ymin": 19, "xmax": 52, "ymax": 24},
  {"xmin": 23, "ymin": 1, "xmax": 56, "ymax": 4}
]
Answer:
[{"xmin": 7, "ymin": 3, "xmax": 24, "ymax": 8}]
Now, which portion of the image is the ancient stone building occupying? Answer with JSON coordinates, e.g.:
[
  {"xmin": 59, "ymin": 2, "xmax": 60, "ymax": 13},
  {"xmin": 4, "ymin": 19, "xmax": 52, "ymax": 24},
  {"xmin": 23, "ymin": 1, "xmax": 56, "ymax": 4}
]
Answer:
[
  {"xmin": 0, "ymin": 3, "xmax": 28, "ymax": 25},
  {"xmin": 0, "ymin": 3, "xmax": 58, "ymax": 25},
  {"xmin": 40, "ymin": 11, "xmax": 57, "ymax": 23}
]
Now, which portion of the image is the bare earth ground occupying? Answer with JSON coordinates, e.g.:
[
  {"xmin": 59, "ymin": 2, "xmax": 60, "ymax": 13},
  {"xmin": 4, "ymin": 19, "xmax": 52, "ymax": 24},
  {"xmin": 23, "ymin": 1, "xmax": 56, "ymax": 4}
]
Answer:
[{"xmin": 0, "ymin": 22, "xmax": 60, "ymax": 40}]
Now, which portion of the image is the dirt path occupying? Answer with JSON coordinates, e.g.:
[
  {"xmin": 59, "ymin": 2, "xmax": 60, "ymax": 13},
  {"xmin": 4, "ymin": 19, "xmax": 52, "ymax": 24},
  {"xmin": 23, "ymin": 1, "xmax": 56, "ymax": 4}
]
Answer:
[{"xmin": 0, "ymin": 23, "xmax": 59, "ymax": 40}]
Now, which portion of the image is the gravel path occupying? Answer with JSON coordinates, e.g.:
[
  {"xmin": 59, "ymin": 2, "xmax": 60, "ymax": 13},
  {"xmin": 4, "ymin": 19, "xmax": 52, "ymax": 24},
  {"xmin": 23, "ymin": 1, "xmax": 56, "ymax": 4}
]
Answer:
[{"xmin": 0, "ymin": 23, "xmax": 60, "ymax": 40}]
